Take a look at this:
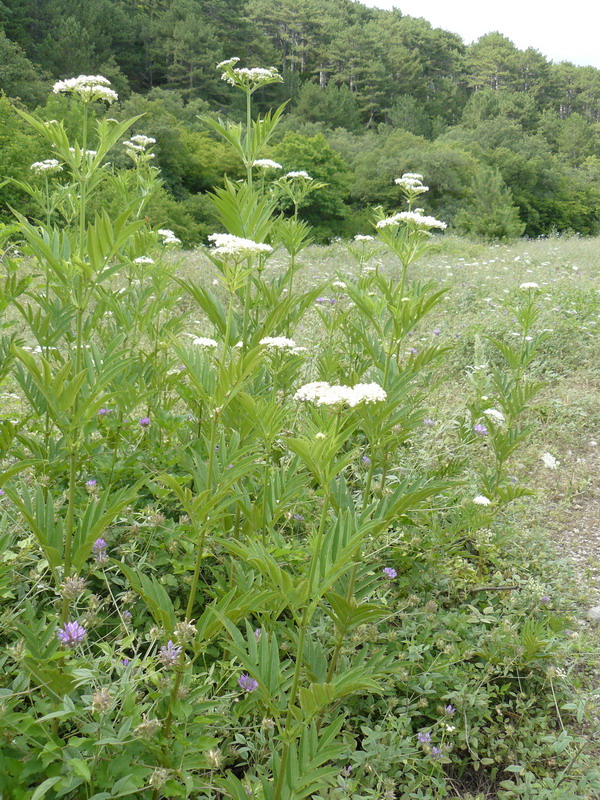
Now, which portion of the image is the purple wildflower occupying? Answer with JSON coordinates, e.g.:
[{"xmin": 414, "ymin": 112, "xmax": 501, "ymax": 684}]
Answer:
[
  {"xmin": 473, "ymin": 424, "xmax": 488, "ymax": 435},
  {"xmin": 122, "ymin": 610, "xmax": 132, "ymax": 623},
  {"xmin": 120, "ymin": 658, "xmax": 131, "ymax": 666},
  {"xmin": 382, "ymin": 567, "xmax": 397, "ymax": 579},
  {"xmin": 431, "ymin": 746, "xmax": 443, "ymax": 760},
  {"xmin": 408, "ymin": 347, "xmax": 418, "ymax": 355},
  {"xmin": 361, "ymin": 455, "xmax": 371, "ymax": 465},
  {"xmin": 92, "ymin": 537, "xmax": 108, "ymax": 566},
  {"xmin": 98, "ymin": 408, "xmax": 110, "ymax": 416},
  {"xmin": 417, "ymin": 731, "xmax": 431, "ymax": 744},
  {"xmin": 56, "ymin": 620, "xmax": 87, "ymax": 647},
  {"xmin": 433, "ymin": 327, "xmax": 440, "ymax": 335},
  {"xmin": 238, "ymin": 673, "xmax": 258, "ymax": 692},
  {"xmin": 540, "ymin": 596, "xmax": 550, "ymax": 605},
  {"xmin": 0, "ymin": 489, "xmax": 5, "ymax": 497},
  {"xmin": 292, "ymin": 513, "xmax": 304, "ymax": 521},
  {"xmin": 315, "ymin": 296, "xmax": 329, "ymax": 305},
  {"xmin": 254, "ymin": 628, "xmax": 262, "ymax": 642},
  {"xmin": 158, "ymin": 640, "xmax": 182, "ymax": 667},
  {"xmin": 85, "ymin": 479, "xmax": 97, "ymax": 492},
  {"xmin": 445, "ymin": 704, "xmax": 456, "ymax": 715},
  {"xmin": 423, "ymin": 418, "xmax": 435, "ymax": 427},
  {"xmin": 139, "ymin": 416, "xmax": 151, "ymax": 427},
  {"xmin": 341, "ymin": 765, "xmax": 353, "ymax": 778}
]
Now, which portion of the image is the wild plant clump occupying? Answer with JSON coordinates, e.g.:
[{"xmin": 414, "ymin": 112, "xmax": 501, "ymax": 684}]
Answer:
[{"xmin": 0, "ymin": 68, "xmax": 597, "ymax": 800}]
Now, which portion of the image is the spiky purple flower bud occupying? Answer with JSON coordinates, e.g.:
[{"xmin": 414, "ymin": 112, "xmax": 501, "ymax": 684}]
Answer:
[
  {"xmin": 238, "ymin": 673, "xmax": 258, "ymax": 692},
  {"xmin": 56, "ymin": 620, "xmax": 87, "ymax": 647}
]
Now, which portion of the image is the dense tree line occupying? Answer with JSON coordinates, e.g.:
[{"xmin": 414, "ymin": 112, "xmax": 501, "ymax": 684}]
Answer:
[{"xmin": 1, "ymin": 0, "xmax": 599, "ymax": 241}]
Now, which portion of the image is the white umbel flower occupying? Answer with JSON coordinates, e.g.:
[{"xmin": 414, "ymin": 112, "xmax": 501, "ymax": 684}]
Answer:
[
  {"xmin": 353, "ymin": 234, "xmax": 374, "ymax": 241},
  {"xmin": 133, "ymin": 256, "xmax": 155, "ymax": 265},
  {"xmin": 482, "ymin": 408, "xmax": 506, "ymax": 423},
  {"xmin": 157, "ymin": 229, "xmax": 181, "ymax": 245},
  {"xmin": 259, "ymin": 336, "xmax": 300, "ymax": 351},
  {"xmin": 541, "ymin": 452, "xmax": 559, "ymax": 469},
  {"xmin": 473, "ymin": 495, "xmax": 492, "ymax": 506},
  {"xmin": 253, "ymin": 159, "xmax": 282, "ymax": 170},
  {"xmin": 53, "ymin": 74, "xmax": 118, "ymax": 103},
  {"xmin": 184, "ymin": 335, "xmax": 218, "ymax": 348},
  {"xmin": 31, "ymin": 159, "xmax": 63, "ymax": 175},
  {"xmin": 208, "ymin": 233, "xmax": 273, "ymax": 257},
  {"xmin": 519, "ymin": 282, "xmax": 540, "ymax": 290},
  {"xmin": 294, "ymin": 381, "xmax": 386, "ymax": 407},
  {"xmin": 284, "ymin": 170, "xmax": 312, "ymax": 180},
  {"xmin": 377, "ymin": 211, "xmax": 447, "ymax": 230}
]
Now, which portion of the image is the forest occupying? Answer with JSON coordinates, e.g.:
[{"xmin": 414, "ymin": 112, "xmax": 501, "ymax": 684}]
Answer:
[{"xmin": 1, "ymin": 0, "xmax": 600, "ymax": 243}]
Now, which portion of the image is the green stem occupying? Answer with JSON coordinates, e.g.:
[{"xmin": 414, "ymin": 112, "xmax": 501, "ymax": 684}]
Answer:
[
  {"xmin": 162, "ymin": 412, "xmax": 219, "ymax": 743},
  {"xmin": 61, "ymin": 446, "xmax": 78, "ymax": 620},
  {"xmin": 273, "ymin": 496, "xmax": 330, "ymax": 800},
  {"xmin": 246, "ymin": 90, "xmax": 253, "ymax": 187}
]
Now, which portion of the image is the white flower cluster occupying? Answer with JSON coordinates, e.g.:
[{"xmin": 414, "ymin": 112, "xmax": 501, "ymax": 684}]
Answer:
[
  {"xmin": 541, "ymin": 452, "xmax": 559, "ymax": 469},
  {"xmin": 216, "ymin": 58, "xmax": 240, "ymax": 70},
  {"xmin": 158, "ymin": 229, "xmax": 181, "ymax": 245},
  {"xmin": 208, "ymin": 233, "xmax": 273, "ymax": 257},
  {"xmin": 129, "ymin": 134, "xmax": 156, "ymax": 148},
  {"xmin": 30, "ymin": 159, "xmax": 62, "ymax": 175},
  {"xmin": 332, "ymin": 280, "xmax": 346, "ymax": 289},
  {"xmin": 353, "ymin": 234, "xmax": 374, "ymax": 242},
  {"xmin": 259, "ymin": 336, "xmax": 306, "ymax": 353},
  {"xmin": 284, "ymin": 170, "xmax": 312, "ymax": 180},
  {"xmin": 53, "ymin": 75, "xmax": 118, "ymax": 103},
  {"xmin": 473, "ymin": 495, "xmax": 492, "ymax": 506},
  {"xmin": 519, "ymin": 282, "xmax": 540, "ymax": 290},
  {"xmin": 184, "ymin": 335, "xmax": 218, "ymax": 348},
  {"xmin": 218, "ymin": 58, "xmax": 283, "ymax": 89},
  {"xmin": 394, "ymin": 173, "xmax": 429, "ymax": 194},
  {"xmin": 294, "ymin": 381, "xmax": 387, "ymax": 407},
  {"xmin": 133, "ymin": 256, "xmax": 154, "ymax": 265},
  {"xmin": 482, "ymin": 408, "xmax": 506, "ymax": 423},
  {"xmin": 376, "ymin": 211, "xmax": 447, "ymax": 230},
  {"xmin": 253, "ymin": 159, "xmax": 282, "ymax": 170}
]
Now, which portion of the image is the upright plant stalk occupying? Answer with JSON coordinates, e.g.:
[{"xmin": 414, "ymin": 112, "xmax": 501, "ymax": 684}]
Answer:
[{"xmin": 273, "ymin": 493, "xmax": 330, "ymax": 800}]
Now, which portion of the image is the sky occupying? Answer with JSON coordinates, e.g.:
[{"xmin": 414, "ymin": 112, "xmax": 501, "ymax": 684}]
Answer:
[{"xmin": 359, "ymin": 0, "xmax": 600, "ymax": 69}]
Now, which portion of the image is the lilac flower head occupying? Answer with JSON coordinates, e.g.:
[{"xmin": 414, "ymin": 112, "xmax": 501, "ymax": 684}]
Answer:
[
  {"xmin": 382, "ymin": 567, "xmax": 397, "ymax": 579},
  {"xmin": 85, "ymin": 479, "xmax": 97, "ymax": 491},
  {"xmin": 158, "ymin": 640, "xmax": 182, "ymax": 667},
  {"xmin": 98, "ymin": 408, "xmax": 110, "ymax": 416},
  {"xmin": 540, "ymin": 595, "xmax": 550, "ymax": 605},
  {"xmin": 431, "ymin": 746, "xmax": 443, "ymax": 759},
  {"xmin": 361, "ymin": 455, "xmax": 371, "ymax": 465},
  {"xmin": 139, "ymin": 416, "xmax": 151, "ymax": 427},
  {"xmin": 0, "ymin": 489, "xmax": 5, "ymax": 497},
  {"xmin": 408, "ymin": 347, "xmax": 418, "ymax": 355},
  {"xmin": 473, "ymin": 424, "xmax": 488, "ymax": 435},
  {"xmin": 433, "ymin": 327, "xmax": 441, "ymax": 335},
  {"xmin": 120, "ymin": 657, "xmax": 131, "ymax": 666},
  {"xmin": 292, "ymin": 513, "xmax": 304, "ymax": 522},
  {"xmin": 92, "ymin": 537, "xmax": 108, "ymax": 565},
  {"xmin": 238, "ymin": 673, "xmax": 258, "ymax": 692},
  {"xmin": 341, "ymin": 765, "xmax": 353, "ymax": 778},
  {"xmin": 423, "ymin": 418, "xmax": 435, "ymax": 427},
  {"xmin": 57, "ymin": 620, "xmax": 87, "ymax": 647},
  {"xmin": 254, "ymin": 628, "xmax": 262, "ymax": 642},
  {"xmin": 417, "ymin": 731, "xmax": 431, "ymax": 744},
  {"xmin": 445, "ymin": 704, "xmax": 456, "ymax": 715},
  {"xmin": 122, "ymin": 609, "xmax": 132, "ymax": 623},
  {"xmin": 315, "ymin": 296, "xmax": 330, "ymax": 305}
]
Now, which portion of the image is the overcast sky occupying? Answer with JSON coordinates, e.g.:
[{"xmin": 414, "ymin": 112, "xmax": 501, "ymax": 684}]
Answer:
[{"xmin": 359, "ymin": 0, "xmax": 600, "ymax": 69}]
